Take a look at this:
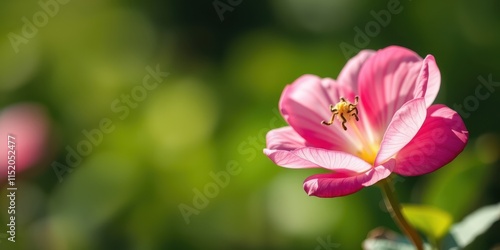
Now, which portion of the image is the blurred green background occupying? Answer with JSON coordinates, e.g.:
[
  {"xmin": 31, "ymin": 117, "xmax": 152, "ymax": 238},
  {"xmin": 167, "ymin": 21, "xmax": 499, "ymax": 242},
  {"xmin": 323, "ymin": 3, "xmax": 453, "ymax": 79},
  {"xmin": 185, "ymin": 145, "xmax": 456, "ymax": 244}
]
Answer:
[{"xmin": 1, "ymin": 0, "xmax": 499, "ymax": 249}]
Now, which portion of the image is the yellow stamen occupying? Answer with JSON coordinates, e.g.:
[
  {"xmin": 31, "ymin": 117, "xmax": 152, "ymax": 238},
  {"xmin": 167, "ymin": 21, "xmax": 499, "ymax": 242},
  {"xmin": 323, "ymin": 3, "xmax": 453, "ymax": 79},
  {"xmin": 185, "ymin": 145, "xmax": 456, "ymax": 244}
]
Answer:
[{"xmin": 321, "ymin": 96, "xmax": 359, "ymax": 130}]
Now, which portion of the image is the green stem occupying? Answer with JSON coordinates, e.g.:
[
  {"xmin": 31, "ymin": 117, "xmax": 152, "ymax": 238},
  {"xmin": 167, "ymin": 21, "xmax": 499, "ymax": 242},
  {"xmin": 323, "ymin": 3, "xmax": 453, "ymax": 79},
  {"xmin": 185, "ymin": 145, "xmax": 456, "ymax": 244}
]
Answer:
[{"xmin": 380, "ymin": 178, "xmax": 423, "ymax": 250}]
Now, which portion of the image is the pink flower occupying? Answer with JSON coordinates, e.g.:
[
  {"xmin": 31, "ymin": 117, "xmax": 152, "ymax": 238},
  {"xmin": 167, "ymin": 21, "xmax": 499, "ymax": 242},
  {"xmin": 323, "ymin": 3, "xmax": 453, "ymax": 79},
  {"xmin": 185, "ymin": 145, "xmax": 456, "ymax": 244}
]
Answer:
[
  {"xmin": 263, "ymin": 46, "xmax": 468, "ymax": 198},
  {"xmin": 0, "ymin": 103, "xmax": 52, "ymax": 181}
]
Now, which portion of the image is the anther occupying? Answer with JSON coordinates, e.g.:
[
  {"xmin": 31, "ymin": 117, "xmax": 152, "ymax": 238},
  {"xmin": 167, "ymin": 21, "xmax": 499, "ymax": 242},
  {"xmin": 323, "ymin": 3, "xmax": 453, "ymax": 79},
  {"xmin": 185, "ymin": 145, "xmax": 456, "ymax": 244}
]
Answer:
[{"xmin": 321, "ymin": 96, "xmax": 359, "ymax": 131}]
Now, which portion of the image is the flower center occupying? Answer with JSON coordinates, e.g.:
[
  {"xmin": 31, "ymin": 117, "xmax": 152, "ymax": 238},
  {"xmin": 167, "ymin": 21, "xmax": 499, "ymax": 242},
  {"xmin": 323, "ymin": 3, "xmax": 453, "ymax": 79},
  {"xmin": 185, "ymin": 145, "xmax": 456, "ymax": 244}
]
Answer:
[
  {"xmin": 321, "ymin": 96, "xmax": 359, "ymax": 130},
  {"xmin": 321, "ymin": 96, "xmax": 379, "ymax": 164}
]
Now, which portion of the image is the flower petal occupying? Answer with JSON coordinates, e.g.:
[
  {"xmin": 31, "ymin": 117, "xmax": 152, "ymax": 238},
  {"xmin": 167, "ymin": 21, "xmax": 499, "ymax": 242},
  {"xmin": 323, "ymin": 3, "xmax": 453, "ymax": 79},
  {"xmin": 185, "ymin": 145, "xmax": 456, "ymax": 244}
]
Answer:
[
  {"xmin": 414, "ymin": 55, "xmax": 441, "ymax": 106},
  {"xmin": 358, "ymin": 46, "xmax": 426, "ymax": 133},
  {"xmin": 292, "ymin": 147, "xmax": 372, "ymax": 173},
  {"xmin": 363, "ymin": 160, "xmax": 395, "ymax": 187},
  {"xmin": 337, "ymin": 49, "xmax": 375, "ymax": 90},
  {"xmin": 266, "ymin": 126, "xmax": 306, "ymax": 151},
  {"xmin": 264, "ymin": 149, "xmax": 318, "ymax": 169},
  {"xmin": 0, "ymin": 103, "xmax": 51, "ymax": 178},
  {"xmin": 375, "ymin": 98, "xmax": 427, "ymax": 166},
  {"xmin": 393, "ymin": 105, "xmax": 469, "ymax": 176},
  {"xmin": 264, "ymin": 127, "xmax": 318, "ymax": 168},
  {"xmin": 279, "ymin": 74, "xmax": 358, "ymax": 152},
  {"xmin": 303, "ymin": 159, "xmax": 395, "ymax": 198}
]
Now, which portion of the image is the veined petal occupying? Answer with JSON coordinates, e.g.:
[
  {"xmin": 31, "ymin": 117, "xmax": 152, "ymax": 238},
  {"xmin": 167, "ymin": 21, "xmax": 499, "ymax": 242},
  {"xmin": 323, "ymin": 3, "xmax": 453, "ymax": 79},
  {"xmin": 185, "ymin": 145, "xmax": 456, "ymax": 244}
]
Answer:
[
  {"xmin": 393, "ymin": 105, "xmax": 469, "ymax": 176},
  {"xmin": 375, "ymin": 98, "xmax": 427, "ymax": 166},
  {"xmin": 337, "ymin": 49, "xmax": 375, "ymax": 90},
  {"xmin": 303, "ymin": 159, "xmax": 395, "ymax": 198},
  {"xmin": 363, "ymin": 159, "xmax": 395, "ymax": 186},
  {"xmin": 264, "ymin": 149, "xmax": 318, "ymax": 169},
  {"xmin": 264, "ymin": 127, "xmax": 318, "ymax": 168},
  {"xmin": 292, "ymin": 147, "xmax": 372, "ymax": 173},
  {"xmin": 279, "ymin": 74, "xmax": 358, "ymax": 152},
  {"xmin": 358, "ymin": 46, "xmax": 427, "ymax": 133}
]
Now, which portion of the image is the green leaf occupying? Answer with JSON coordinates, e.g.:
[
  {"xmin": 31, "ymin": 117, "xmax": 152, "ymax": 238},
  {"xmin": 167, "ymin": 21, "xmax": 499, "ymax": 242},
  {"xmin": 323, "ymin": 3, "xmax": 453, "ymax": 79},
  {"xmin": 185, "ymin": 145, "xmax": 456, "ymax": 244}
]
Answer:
[
  {"xmin": 421, "ymin": 150, "xmax": 492, "ymax": 219},
  {"xmin": 441, "ymin": 202, "xmax": 500, "ymax": 249},
  {"xmin": 401, "ymin": 204, "xmax": 453, "ymax": 241}
]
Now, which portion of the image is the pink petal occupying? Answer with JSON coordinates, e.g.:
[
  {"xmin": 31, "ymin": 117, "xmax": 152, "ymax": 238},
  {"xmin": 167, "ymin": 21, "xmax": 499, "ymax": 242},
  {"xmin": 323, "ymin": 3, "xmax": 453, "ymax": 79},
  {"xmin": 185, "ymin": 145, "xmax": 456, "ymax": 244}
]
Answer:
[
  {"xmin": 358, "ymin": 46, "xmax": 427, "ymax": 134},
  {"xmin": 266, "ymin": 126, "xmax": 306, "ymax": 151},
  {"xmin": 414, "ymin": 55, "xmax": 441, "ymax": 106},
  {"xmin": 279, "ymin": 74, "xmax": 358, "ymax": 153},
  {"xmin": 264, "ymin": 149, "xmax": 318, "ymax": 169},
  {"xmin": 375, "ymin": 98, "xmax": 427, "ymax": 166},
  {"xmin": 303, "ymin": 159, "xmax": 395, "ymax": 198},
  {"xmin": 0, "ymin": 103, "xmax": 51, "ymax": 179},
  {"xmin": 393, "ymin": 105, "xmax": 469, "ymax": 176},
  {"xmin": 363, "ymin": 160, "xmax": 395, "ymax": 186},
  {"xmin": 292, "ymin": 147, "xmax": 372, "ymax": 173},
  {"xmin": 264, "ymin": 127, "xmax": 317, "ymax": 168},
  {"xmin": 337, "ymin": 49, "xmax": 375, "ymax": 90}
]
